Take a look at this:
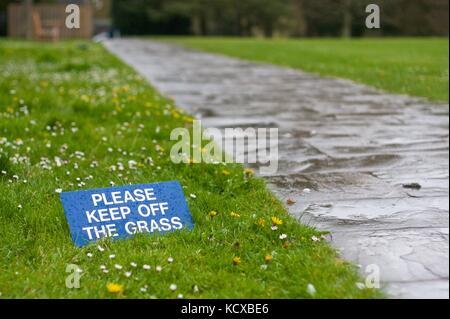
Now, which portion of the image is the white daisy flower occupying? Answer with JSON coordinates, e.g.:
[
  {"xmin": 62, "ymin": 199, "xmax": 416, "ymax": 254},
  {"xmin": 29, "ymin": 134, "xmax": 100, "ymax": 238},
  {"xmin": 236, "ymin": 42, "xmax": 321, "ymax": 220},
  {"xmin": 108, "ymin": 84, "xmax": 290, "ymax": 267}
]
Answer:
[
  {"xmin": 109, "ymin": 254, "xmax": 116, "ymax": 259},
  {"xmin": 279, "ymin": 234, "xmax": 288, "ymax": 240},
  {"xmin": 143, "ymin": 264, "xmax": 151, "ymax": 270},
  {"xmin": 114, "ymin": 264, "xmax": 123, "ymax": 270},
  {"xmin": 128, "ymin": 160, "xmax": 137, "ymax": 169},
  {"xmin": 55, "ymin": 188, "xmax": 63, "ymax": 194},
  {"xmin": 356, "ymin": 282, "xmax": 366, "ymax": 290},
  {"xmin": 130, "ymin": 262, "xmax": 137, "ymax": 268},
  {"xmin": 167, "ymin": 257, "xmax": 174, "ymax": 263},
  {"xmin": 169, "ymin": 284, "xmax": 177, "ymax": 291},
  {"xmin": 156, "ymin": 266, "xmax": 162, "ymax": 272},
  {"xmin": 307, "ymin": 283, "xmax": 316, "ymax": 296}
]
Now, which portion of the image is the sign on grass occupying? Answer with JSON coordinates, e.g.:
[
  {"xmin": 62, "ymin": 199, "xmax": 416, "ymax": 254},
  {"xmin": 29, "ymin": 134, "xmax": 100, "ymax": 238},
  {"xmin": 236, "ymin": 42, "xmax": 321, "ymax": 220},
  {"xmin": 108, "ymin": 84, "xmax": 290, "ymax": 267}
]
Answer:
[{"xmin": 60, "ymin": 181, "xmax": 194, "ymax": 247}]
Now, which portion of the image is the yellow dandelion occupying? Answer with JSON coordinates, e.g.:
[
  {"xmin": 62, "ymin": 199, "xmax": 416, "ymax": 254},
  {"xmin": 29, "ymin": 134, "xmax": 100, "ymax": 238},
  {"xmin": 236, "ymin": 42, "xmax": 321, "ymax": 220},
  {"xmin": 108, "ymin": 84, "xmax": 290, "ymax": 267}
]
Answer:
[
  {"xmin": 222, "ymin": 169, "xmax": 231, "ymax": 176},
  {"xmin": 230, "ymin": 212, "xmax": 241, "ymax": 218},
  {"xmin": 264, "ymin": 255, "xmax": 273, "ymax": 263},
  {"xmin": 184, "ymin": 116, "xmax": 194, "ymax": 123},
  {"xmin": 258, "ymin": 218, "xmax": 266, "ymax": 227},
  {"xmin": 271, "ymin": 216, "xmax": 283, "ymax": 226},
  {"xmin": 244, "ymin": 168, "xmax": 254, "ymax": 177},
  {"xmin": 209, "ymin": 211, "xmax": 218, "ymax": 218},
  {"xmin": 107, "ymin": 283, "xmax": 124, "ymax": 294},
  {"xmin": 232, "ymin": 256, "xmax": 241, "ymax": 266}
]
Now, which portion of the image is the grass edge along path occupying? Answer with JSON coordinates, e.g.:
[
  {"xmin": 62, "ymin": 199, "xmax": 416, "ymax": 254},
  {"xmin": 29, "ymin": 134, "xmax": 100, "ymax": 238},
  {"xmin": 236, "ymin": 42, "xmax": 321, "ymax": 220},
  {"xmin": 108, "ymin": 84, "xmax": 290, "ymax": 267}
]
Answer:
[
  {"xmin": 162, "ymin": 37, "xmax": 449, "ymax": 102},
  {"xmin": 0, "ymin": 40, "xmax": 382, "ymax": 299}
]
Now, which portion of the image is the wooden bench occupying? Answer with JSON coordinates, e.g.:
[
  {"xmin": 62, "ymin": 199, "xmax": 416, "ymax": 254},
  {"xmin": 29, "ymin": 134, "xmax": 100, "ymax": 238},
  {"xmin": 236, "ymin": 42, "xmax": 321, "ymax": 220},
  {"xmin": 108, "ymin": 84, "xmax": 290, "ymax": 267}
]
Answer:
[{"xmin": 32, "ymin": 11, "xmax": 60, "ymax": 42}]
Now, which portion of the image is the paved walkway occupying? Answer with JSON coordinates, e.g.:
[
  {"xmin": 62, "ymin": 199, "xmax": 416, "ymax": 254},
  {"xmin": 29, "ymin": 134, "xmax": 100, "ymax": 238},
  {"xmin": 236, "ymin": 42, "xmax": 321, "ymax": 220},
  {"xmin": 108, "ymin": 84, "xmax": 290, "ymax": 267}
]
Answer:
[{"xmin": 104, "ymin": 39, "xmax": 449, "ymax": 299}]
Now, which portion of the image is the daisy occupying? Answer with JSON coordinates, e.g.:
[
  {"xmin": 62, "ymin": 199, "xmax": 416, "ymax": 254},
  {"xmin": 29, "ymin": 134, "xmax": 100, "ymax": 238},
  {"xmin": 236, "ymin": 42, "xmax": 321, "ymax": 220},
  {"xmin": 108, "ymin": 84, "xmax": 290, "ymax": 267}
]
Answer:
[
  {"xmin": 156, "ymin": 266, "xmax": 162, "ymax": 272},
  {"xmin": 356, "ymin": 282, "xmax": 366, "ymax": 290},
  {"xmin": 167, "ymin": 257, "xmax": 174, "ymax": 263},
  {"xmin": 279, "ymin": 234, "xmax": 288, "ymax": 240},
  {"xmin": 169, "ymin": 284, "xmax": 177, "ymax": 291},
  {"xmin": 307, "ymin": 283, "xmax": 317, "ymax": 296},
  {"xmin": 114, "ymin": 264, "xmax": 123, "ymax": 270},
  {"xmin": 143, "ymin": 264, "xmax": 151, "ymax": 270}
]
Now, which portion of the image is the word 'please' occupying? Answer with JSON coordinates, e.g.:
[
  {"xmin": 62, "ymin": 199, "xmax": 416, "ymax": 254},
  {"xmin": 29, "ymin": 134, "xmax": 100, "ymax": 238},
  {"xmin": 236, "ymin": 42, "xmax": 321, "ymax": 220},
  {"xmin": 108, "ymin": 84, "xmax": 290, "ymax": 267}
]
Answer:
[{"xmin": 91, "ymin": 188, "xmax": 156, "ymax": 207}]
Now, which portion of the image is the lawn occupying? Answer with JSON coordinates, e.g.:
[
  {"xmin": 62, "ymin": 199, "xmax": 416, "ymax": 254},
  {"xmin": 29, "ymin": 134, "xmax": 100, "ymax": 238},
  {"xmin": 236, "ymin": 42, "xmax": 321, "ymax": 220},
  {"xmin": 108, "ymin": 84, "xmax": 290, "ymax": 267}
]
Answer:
[
  {"xmin": 0, "ymin": 40, "xmax": 382, "ymax": 299},
  {"xmin": 164, "ymin": 37, "xmax": 449, "ymax": 102}
]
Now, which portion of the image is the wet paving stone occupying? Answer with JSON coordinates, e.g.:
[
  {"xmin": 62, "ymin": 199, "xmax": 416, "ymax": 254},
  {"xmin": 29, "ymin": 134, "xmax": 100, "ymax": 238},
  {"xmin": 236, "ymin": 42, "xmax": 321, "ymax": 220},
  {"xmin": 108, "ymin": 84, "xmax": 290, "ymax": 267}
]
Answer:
[{"xmin": 105, "ymin": 39, "xmax": 449, "ymax": 299}]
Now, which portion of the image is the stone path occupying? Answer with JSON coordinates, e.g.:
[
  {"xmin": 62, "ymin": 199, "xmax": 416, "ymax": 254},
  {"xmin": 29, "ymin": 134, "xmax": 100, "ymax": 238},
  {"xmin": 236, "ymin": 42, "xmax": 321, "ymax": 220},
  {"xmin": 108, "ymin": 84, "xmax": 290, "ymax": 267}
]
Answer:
[{"xmin": 104, "ymin": 39, "xmax": 449, "ymax": 299}]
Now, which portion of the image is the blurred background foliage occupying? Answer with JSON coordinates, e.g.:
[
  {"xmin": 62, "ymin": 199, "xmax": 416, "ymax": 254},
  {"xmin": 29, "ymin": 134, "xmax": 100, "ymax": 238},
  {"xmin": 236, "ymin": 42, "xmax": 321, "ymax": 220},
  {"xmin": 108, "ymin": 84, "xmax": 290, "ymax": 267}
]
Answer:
[
  {"xmin": 110, "ymin": 0, "xmax": 449, "ymax": 37},
  {"xmin": 0, "ymin": 0, "xmax": 448, "ymax": 37}
]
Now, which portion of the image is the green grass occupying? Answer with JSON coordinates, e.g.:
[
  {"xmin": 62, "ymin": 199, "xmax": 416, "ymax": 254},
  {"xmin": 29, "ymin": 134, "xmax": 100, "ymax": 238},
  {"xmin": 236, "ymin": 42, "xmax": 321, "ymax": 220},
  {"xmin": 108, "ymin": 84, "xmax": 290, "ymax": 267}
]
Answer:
[
  {"xmin": 0, "ymin": 40, "xmax": 382, "ymax": 299},
  {"xmin": 163, "ymin": 37, "xmax": 449, "ymax": 102}
]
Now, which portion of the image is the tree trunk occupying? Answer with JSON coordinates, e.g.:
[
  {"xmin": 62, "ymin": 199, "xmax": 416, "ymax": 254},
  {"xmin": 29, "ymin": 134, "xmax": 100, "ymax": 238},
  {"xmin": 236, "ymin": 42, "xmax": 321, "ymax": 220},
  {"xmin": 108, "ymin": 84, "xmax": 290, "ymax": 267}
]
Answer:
[
  {"xmin": 264, "ymin": 22, "xmax": 273, "ymax": 38},
  {"xmin": 341, "ymin": 0, "xmax": 352, "ymax": 37},
  {"xmin": 292, "ymin": 0, "xmax": 307, "ymax": 37}
]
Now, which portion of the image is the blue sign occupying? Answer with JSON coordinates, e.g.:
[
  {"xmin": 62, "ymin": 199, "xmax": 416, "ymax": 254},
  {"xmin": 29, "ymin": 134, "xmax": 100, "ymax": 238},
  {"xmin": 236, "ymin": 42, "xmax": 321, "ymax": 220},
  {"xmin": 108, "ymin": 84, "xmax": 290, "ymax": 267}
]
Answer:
[{"xmin": 60, "ymin": 181, "xmax": 194, "ymax": 247}]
